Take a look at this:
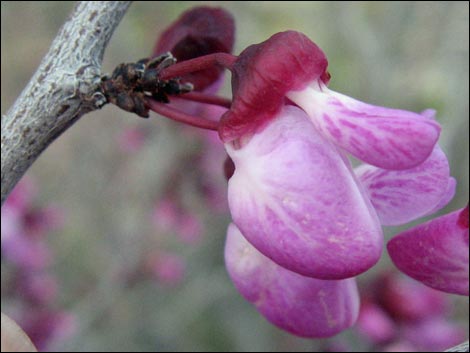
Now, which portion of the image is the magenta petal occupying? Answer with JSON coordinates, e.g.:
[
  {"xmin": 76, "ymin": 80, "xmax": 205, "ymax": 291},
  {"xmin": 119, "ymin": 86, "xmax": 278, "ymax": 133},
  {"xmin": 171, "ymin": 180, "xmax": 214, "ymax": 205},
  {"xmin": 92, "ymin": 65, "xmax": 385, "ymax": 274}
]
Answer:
[
  {"xmin": 225, "ymin": 105, "xmax": 383, "ymax": 279},
  {"xmin": 355, "ymin": 145, "xmax": 453, "ymax": 225},
  {"xmin": 387, "ymin": 207, "xmax": 469, "ymax": 295},
  {"xmin": 225, "ymin": 224, "xmax": 360, "ymax": 338},
  {"xmin": 288, "ymin": 83, "xmax": 441, "ymax": 170}
]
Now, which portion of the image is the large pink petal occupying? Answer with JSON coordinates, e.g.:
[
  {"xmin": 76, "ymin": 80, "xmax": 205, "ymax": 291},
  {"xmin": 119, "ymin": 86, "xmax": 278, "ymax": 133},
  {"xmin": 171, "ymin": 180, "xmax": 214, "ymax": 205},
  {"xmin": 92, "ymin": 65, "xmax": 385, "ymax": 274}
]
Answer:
[
  {"xmin": 387, "ymin": 206, "xmax": 469, "ymax": 295},
  {"xmin": 355, "ymin": 145, "xmax": 453, "ymax": 225},
  {"xmin": 225, "ymin": 223, "xmax": 360, "ymax": 338},
  {"xmin": 288, "ymin": 83, "xmax": 441, "ymax": 170},
  {"xmin": 225, "ymin": 105, "xmax": 383, "ymax": 279}
]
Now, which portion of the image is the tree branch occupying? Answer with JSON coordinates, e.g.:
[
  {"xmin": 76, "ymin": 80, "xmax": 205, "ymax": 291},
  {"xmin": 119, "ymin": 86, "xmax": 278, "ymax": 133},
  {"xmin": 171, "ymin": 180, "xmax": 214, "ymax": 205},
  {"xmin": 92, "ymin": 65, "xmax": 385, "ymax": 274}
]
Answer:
[
  {"xmin": 1, "ymin": 1, "xmax": 132, "ymax": 205},
  {"xmin": 446, "ymin": 341, "xmax": 470, "ymax": 352}
]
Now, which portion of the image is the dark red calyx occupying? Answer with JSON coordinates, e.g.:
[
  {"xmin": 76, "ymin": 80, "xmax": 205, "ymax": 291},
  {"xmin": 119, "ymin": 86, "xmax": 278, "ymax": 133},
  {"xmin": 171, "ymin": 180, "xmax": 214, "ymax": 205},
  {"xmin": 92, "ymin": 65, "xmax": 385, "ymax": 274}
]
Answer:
[
  {"xmin": 218, "ymin": 31, "xmax": 328, "ymax": 143},
  {"xmin": 153, "ymin": 6, "xmax": 235, "ymax": 91}
]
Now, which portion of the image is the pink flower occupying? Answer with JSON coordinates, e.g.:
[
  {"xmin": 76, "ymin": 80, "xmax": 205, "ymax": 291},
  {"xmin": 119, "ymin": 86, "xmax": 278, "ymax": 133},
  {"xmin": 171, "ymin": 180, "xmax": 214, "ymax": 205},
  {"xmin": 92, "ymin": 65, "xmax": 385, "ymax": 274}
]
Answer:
[
  {"xmin": 374, "ymin": 273, "xmax": 450, "ymax": 321},
  {"xmin": 20, "ymin": 310, "xmax": 76, "ymax": 351},
  {"xmin": 220, "ymin": 31, "xmax": 447, "ymax": 280},
  {"xmin": 146, "ymin": 9, "xmax": 455, "ymax": 338},
  {"xmin": 117, "ymin": 127, "xmax": 147, "ymax": 153},
  {"xmin": 356, "ymin": 302, "xmax": 395, "ymax": 344},
  {"xmin": 151, "ymin": 197, "xmax": 180, "ymax": 233},
  {"xmin": 354, "ymin": 272, "xmax": 464, "ymax": 351},
  {"xmin": 146, "ymin": 252, "xmax": 186, "ymax": 286},
  {"xmin": 387, "ymin": 205, "xmax": 469, "ymax": 295},
  {"xmin": 220, "ymin": 31, "xmax": 440, "ymax": 170},
  {"xmin": 1, "ymin": 179, "xmax": 63, "ymax": 271},
  {"xmin": 14, "ymin": 273, "xmax": 58, "ymax": 306}
]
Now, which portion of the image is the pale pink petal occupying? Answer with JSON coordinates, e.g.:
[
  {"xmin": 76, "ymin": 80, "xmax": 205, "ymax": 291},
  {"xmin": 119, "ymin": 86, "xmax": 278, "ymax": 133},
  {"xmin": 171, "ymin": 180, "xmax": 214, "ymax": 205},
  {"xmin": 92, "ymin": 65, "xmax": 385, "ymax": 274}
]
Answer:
[
  {"xmin": 355, "ymin": 145, "xmax": 453, "ymax": 225},
  {"xmin": 225, "ymin": 223, "xmax": 360, "ymax": 338},
  {"xmin": 387, "ymin": 206, "xmax": 469, "ymax": 295},
  {"xmin": 288, "ymin": 82, "xmax": 441, "ymax": 170},
  {"xmin": 426, "ymin": 177, "xmax": 456, "ymax": 215},
  {"xmin": 225, "ymin": 105, "xmax": 383, "ymax": 279}
]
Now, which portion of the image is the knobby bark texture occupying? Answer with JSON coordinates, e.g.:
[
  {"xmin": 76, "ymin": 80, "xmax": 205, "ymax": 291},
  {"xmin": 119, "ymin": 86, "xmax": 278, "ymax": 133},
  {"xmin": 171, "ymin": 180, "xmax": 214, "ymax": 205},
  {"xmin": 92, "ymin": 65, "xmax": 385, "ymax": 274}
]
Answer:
[
  {"xmin": 1, "ymin": 1, "xmax": 132, "ymax": 205},
  {"xmin": 446, "ymin": 341, "xmax": 470, "ymax": 352}
]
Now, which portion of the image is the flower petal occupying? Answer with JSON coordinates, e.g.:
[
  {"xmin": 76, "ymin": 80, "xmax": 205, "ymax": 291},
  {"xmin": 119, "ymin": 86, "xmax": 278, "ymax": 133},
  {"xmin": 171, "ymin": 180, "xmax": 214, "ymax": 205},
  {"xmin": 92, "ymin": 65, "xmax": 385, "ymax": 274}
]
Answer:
[
  {"xmin": 225, "ymin": 223, "xmax": 360, "ymax": 338},
  {"xmin": 387, "ymin": 206, "xmax": 469, "ymax": 295},
  {"xmin": 226, "ymin": 105, "xmax": 383, "ymax": 279},
  {"xmin": 427, "ymin": 177, "xmax": 456, "ymax": 215},
  {"xmin": 355, "ymin": 145, "xmax": 453, "ymax": 225},
  {"xmin": 288, "ymin": 83, "xmax": 441, "ymax": 170}
]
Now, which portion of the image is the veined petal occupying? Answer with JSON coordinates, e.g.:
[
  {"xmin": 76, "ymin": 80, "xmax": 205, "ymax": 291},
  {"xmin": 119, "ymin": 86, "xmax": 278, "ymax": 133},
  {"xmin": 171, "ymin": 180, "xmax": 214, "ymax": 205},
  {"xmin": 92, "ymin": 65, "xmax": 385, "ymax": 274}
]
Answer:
[
  {"xmin": 287, "ymin": 83, "xmax": 441, "ymax": 170},
  {"xmin": 225, "ymin": 223, "xmax": 360, "ymax": 338},
  {"xmin": 355, "ymin": 145, "xmax": 453, "ymax": 226},
  {"xmin": 387, "ymin": 206, "xmax": 469, "ymax": 295},
  {"xmin": 226, "ymin": 105, "xmax": 383, "ymax": 279},
  {"xmin": 427, "ymin": 177, "xmax": 456, "ymax": 216}
]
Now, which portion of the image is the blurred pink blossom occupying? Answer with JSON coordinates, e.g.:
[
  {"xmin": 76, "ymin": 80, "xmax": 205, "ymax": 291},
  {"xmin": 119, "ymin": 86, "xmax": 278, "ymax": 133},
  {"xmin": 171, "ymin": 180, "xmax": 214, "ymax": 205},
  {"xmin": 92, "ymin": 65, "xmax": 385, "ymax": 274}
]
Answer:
[
  {"xmin": 146, "ymin": 252, "xmax": 186, "ymax": 286},
  {"xmin": 117, "ymin": 126, "xmax": 147, "ymax": 153},
  {"xmin": 20, "ymin": 310, "xmax": 77, "ymax": 351}
]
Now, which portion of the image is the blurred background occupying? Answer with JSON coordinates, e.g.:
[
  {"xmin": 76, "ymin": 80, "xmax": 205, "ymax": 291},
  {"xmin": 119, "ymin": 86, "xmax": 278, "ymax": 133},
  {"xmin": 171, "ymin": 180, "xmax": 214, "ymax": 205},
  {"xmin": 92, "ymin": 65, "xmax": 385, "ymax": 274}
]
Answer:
[{"xmin": 1, "ymin": 1, "xmax": 469, "ymax": 351}]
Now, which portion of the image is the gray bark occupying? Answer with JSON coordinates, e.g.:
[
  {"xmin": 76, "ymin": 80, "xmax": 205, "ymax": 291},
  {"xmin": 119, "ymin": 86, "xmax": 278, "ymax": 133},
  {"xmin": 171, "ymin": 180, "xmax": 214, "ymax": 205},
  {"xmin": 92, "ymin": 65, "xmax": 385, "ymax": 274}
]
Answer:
[
  {"xmin": 446, "ymin": 342, "xmax": 470, "ymax": 352},
  {"xmin": 1, "ymin": 1, "xmax": 132, "ymax": 205}
]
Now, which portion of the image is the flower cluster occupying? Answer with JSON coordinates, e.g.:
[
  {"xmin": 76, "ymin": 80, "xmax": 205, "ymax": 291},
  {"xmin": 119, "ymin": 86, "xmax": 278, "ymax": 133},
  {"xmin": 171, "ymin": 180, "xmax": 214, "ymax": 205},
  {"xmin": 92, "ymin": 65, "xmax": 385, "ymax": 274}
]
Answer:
[
  {"xmin": 125, "ymin": 6, "xmax": 466, "ymax": 338},
  {"xmin": 354, "ymin": 272, "xmax": 465, "ymax": 352},
  {"xmin": 1, "ymin": 177, "xmax": 75, "ymax": 350}
]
